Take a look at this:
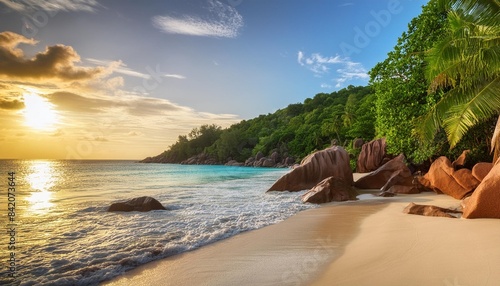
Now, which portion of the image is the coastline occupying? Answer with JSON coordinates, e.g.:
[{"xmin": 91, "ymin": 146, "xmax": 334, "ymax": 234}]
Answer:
[{"xmin": 103, "ymin": 175, "xmax": 500, "ymax": 286}]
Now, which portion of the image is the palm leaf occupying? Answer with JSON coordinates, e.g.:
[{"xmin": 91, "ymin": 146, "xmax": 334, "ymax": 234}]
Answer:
[{"xmin": 442, "ymin": 76, "xmax": 500, "ymax": 147}]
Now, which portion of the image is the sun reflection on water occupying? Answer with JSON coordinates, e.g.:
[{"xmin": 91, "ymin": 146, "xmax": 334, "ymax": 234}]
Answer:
[{"xmin": 26, "ymin": 161, "xmax": 58, "ymax": 214}]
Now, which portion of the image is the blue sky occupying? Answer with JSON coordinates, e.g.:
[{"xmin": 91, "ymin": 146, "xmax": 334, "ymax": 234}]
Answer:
[{"xmin": 0, "ymin": 0, "xmax": 428, "ymax": 159}]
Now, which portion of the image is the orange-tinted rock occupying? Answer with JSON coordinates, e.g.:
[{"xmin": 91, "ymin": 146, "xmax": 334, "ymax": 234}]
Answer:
[
  {"xmin": 453, "ymin": 169, "xmax": 480, "ymax": 191},
  {"xmin": 462, "ymin": 159, "xmax": 500, "ymax": 219},
  {"xmin": 356, "ymin": 138, "xmax": 387, "ymax": 173},
  {"xmin": 419, "ymin": 156, "xmax": 477, "ymax": 199},
  {"xmin": 452, "ymin": 150, "xmax": 470, "ymax": 169},
  {"xmin": 354, "ymin": 154, "xmax": 416, "ymax": 195},
  {"xmin": 301, "ymin": 176, "xmax": 358, "ymax": 204},
  {"xmin": 472, "ymin": 162, "xmax": 493, "ymax": 182},
  {"xmin": 403, "ymin": 203, "xmax": 461, "ymax": 218},
  {"xmin": 267, "ymin": 146, "xmax": 353, "ymax": 192}
]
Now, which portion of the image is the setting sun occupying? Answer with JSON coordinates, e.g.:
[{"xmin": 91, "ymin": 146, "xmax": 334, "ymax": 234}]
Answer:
[{"xmin": 23, "ymin": 93, "xmax": 59, "ymax": 131}]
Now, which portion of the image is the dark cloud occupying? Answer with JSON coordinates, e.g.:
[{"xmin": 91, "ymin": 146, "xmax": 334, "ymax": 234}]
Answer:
[
  {"xmin": 45, "ymin": 91, "xmax": 181, "ymax": 116},
  {"xmin": 44, "ymin": 91, "xmax": 114, "ymax": 113},
  {"xmin": 0, "ymin": 98, "xmax": 24, "ymax": 110},
  {"xmin": 0, "ymin": 31, "xmax": 105, "ymax": 81}
]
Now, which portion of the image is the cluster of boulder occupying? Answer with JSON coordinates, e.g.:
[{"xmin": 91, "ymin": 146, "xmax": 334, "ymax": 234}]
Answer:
[
  {"xmin": 143, "ymin": 151, "xmax": 296, "ymax": 168},
  {"xmin": 226, "ymin": 151, "xmax": 295, "ymax": 168},
  {"xmin": 267, "ymin": 145, "xmax": 357, "ymax": 204},
  {"xmin": 267, "ymin": 138, "xmax": 421, "ymax": 204},
  {"xmin": 417, "ymin": 150, "xmax": 499, "ymax": 219},
  {"xmin": 180, "ymin": 153, "xmax": 218, "ymax": 165},
  {"xmin": 266, "ymin": 138, "xmax": 500, "ymax": 219}
]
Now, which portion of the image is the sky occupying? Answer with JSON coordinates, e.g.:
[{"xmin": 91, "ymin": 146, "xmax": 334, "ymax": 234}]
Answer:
[{"xmin": 0, "ymin": 0, "xmax": 428, "ymax": 160}]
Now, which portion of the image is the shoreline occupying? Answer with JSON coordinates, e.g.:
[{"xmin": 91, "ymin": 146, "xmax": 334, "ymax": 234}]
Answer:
[
  {"xmin": 102, "ymin": 195, "xmax": 389, "ymax": 286},
  {"xmin": 103, "ymin": 176, "xmax": 500, "ymax": 286}
]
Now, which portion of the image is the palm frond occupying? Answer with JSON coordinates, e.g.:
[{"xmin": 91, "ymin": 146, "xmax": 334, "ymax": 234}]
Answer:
[{"xmin": 442, "ymin": 76, "xmax": 500, "ymax": 147}]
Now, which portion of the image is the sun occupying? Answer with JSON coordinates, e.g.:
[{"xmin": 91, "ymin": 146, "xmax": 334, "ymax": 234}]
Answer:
[{"xmin": 23, "ymin": 93, "xmax": 59, "ymax": 131}]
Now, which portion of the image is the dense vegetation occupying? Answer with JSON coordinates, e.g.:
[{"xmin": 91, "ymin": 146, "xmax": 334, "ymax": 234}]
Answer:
[
  {"xmin": 147, "ymin": 85, "xmax": 376, "ymax": 164},
  {"xmin": 146, "ymin": 0, "xmax": 498, "ymax": 167}
]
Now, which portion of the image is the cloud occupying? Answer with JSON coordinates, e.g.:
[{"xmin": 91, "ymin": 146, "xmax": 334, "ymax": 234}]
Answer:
[
  {"xmin": 127, "ymin": 131, "xmax": 143, "ymax": 137},
  {"xmin": 86, "ymin": 58, "xmax": 186, "ymax": 80},
  {"xmin": 297, "ymin": 51, "xmax": 368, "ymax": 88},
  {"xmin": 0, "ymin": 98, "xmax": 24, "ymax": 110},
  {"xmin": 44, "ymin": 92, "xmax": 114, "ymax": 113},
  {"xmin": 0, "ymin": 0, "xmax": 100, "ymax": 12},
  {"xmin": 335, "ymin": 61, "xmax": 369, "ymax": 87},
  {"xmin": 152, "ymin": 0, "xmax": 243, "ymax": 38},
  {"xmin": 0, "ymin": 32, "xmax": 105, "ymax": 81},
  {"xmin": 163, "ymin": 74, "xmax": 186, "ymax": 80},
  {"xmin": 339, "ymin": 2, "xmax": 354, "ymax": 7}
]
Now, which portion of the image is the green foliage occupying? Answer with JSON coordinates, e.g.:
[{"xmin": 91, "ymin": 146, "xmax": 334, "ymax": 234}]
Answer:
[
  {"xmin": 153, "ymin": 85, "xmax": 376, "ymax": 163},
  {"xmin": 369, "ymin": 0, "xmax": 448, "ymax": 163},
  {"xmin": 417, "ymin": 0, "xmax": 500, "ymax": 151}
]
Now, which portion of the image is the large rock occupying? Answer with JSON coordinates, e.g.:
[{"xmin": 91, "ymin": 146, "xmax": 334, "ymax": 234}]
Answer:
[
  {"xmin": 356, "ymin": 138, "xmax": 387, "ymax": 173},
  {"xmin": 108, "ymin": 196, "xmax": 167, "ymax": 212},
  {"xmin": 418, "ymin": 156, "xmax": 479, "ymax": 199},
  {"xmin": 302, "ymin": 176, "xmax": 358, "ymax": 204},
  {"xmin": 267, "ymin": 146, "xmax": 353, "ymax": 192},
  {"xmin": 403, "ymin": 203, "xmax": 461, "ymax": 218},
  {"xmin": 462, "ymin": 159, "xmax": 500, "ymax": 219},
  {"xmin": 354, "ymin": 154, "xmax": 419, "ymax": 194},
  {"xmin": 472, "ymin": 162, "xmax": 493, "ymax": 182}
]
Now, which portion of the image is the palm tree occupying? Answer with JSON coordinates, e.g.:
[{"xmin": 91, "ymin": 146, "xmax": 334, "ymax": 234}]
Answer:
[{"xmin": 418, "ymin": 0, "xmax": 500, "ymax": 161}]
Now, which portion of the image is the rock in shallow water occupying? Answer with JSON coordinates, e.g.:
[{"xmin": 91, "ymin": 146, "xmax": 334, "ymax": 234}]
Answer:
[{"xmin": 108, "ymin": 196, "xmax": 166, "ymax": 212}]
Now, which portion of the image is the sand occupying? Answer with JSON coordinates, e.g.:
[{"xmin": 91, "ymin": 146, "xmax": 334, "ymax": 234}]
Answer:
[{"xmin": 103, "ymin": 175, "xmax": 500, "ymax": 286}]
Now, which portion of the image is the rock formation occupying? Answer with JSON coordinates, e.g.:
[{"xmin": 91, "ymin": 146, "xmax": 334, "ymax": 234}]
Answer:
[
  {"xmin": 356, "ymin": 138, "xmax": 388, "ymax": 173},
  {"xmin": 302, "ymin": 176, "xmax": 358, "ymax": 204},
  {"xmin": 471, "ymin": 162, "xmax": 493, "ymax": 182},
  {"xmin": 354, "ymin": 154, "xmax": 420, "ymax": 194},
  {"xmin": 403, "ymin": 203, "xmax": 461, "ymax": 218},
  {"xmin": 267, "ymin": 146, "xmax": 353, "ymax": 192},
  {"xmin": 108, "ymin": 196, "xmax": 167, "ymax": 212},
  {"xmin": 462, "ymin": 158, "xmax": 500, "ymax": 219},
  {"xmin": 418, "ymin": 156, "xmax": 479, "ymax": 199}
]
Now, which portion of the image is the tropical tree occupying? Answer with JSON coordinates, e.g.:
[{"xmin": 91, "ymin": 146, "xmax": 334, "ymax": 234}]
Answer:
[
  {"xmin": 369, "ymin": 0, "xmax": 448, "ymax": 163},
  {"xmin": 418, "ymin": 0, "xmax": 500, "ymax": 161}
]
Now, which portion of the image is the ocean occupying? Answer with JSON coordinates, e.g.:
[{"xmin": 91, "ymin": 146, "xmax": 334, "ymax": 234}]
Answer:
[{"xmin": 0, "ymin": 160, "xmax": 316, "ymax": 285}]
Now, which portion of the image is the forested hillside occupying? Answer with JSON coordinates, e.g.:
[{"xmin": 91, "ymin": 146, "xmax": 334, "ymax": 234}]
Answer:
[{"xmin": 143, "ymin": 85, "xmax": 376, "ymax": 165}]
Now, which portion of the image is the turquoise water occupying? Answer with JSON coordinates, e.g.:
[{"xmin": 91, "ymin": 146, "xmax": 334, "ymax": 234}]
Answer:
[{"xmin": 0, "ymin": 160, "xmax": 315, "ymax": 285}]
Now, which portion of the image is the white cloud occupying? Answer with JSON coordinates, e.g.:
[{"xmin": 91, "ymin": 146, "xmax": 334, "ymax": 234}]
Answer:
[
  {"xmin": 321, "ymin": 83, "xmax": 332, "ymax": 89},
  {"xmin": 163, "ymin": 74, "xmax": 186, "ymax": 80},
  {"xmin": 152, "ymin": 0, "xmax": 243, "ymax": 38},
  {"xmin": 86, "ymin": 58, "xmax": 186, "ymax": 80},
  {"xmin": 0, "ymin": 0, "xmax": 100, "ymax": 12},
  {"xmin": 297, "ymin": 51, "xmax": 368, "ymax": 88}
]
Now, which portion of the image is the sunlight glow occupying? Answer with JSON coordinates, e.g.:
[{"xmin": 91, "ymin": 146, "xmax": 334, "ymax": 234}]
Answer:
[
  {"xmin": 23, "ymin": 93, "xmax": 59, "ymax": 131},
  {"xmin": 26, "ymin": 161, "xmax": 57, "ymax": 214}
]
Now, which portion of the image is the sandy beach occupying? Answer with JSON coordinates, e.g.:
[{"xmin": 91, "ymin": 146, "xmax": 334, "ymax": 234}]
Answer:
[{"xmin": 103, "ymin": 175, "xmax": 500, "ymax": 286}]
